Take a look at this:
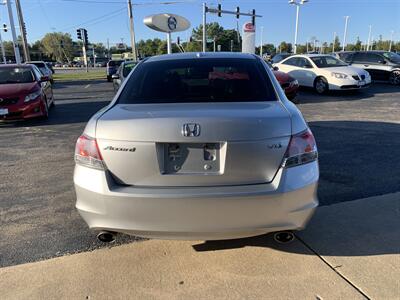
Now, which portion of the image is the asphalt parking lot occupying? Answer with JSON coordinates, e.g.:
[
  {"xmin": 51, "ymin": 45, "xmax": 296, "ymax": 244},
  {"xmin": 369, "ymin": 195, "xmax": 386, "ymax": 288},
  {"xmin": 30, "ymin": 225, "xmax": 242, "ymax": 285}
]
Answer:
[{"xmin": 1, "ymin": 80, "xmax": 399, "ymax": 268}]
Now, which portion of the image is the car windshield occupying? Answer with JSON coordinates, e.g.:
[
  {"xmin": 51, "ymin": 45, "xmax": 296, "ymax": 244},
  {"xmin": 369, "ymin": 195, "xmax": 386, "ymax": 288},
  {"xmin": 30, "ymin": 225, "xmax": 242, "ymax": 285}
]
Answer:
[
  {"xmin": 0, "ymin": 67, "xmax": 35, "ymax": 84},
  {"xmin": 122, "ymin": 62, "xmax": 136, "ymax": 77},
  {"xmin": 118, "ymin": 58, "xmax": 277, "ymax": 104},
  {"xmin": 311, "ymin": 56, "xmax": 348, "ymax": 68},
  {"xmin": 381, "ymin": 52, "xmax": 400, "ymax": 63}
]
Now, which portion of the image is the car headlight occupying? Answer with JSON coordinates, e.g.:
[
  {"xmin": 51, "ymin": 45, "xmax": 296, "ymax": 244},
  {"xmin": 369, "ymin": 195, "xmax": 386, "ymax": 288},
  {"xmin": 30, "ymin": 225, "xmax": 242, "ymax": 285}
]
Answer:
[
  {"xmin": 24, "ymin": 90, "xmax": 42, "ymax": 102},
  {"xmin": 289, "ymin": 79, "xmax": 299, "ymax": 87},
  {"xmin": 331, "ymin": 72, "xmax": 348, "ymax": 79}
]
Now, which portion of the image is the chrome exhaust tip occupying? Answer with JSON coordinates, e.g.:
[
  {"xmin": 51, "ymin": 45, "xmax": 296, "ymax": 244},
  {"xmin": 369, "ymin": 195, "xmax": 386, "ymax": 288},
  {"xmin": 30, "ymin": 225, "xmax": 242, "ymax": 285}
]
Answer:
[
  {"xmin": 97, "ymin": 231, "xmax": 116, "ymax": 243},
  {"xmin": 273, "ymin": 231, "xmax": 295, "ymax": 244}
]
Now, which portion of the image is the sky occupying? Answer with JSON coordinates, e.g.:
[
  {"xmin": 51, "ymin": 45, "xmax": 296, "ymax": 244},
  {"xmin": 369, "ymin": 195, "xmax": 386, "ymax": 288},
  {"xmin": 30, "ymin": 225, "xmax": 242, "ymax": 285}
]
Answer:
[{"xmin": 0, "ymin": 0, "xmax": 399, "ymax": 48}]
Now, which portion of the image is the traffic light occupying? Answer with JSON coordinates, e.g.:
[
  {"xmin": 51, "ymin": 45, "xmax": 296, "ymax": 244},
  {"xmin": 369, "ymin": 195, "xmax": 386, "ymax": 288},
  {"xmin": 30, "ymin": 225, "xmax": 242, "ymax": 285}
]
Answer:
[
  {"xmin": 177, "ymin": 36, "xmax": 180, "ymax": 45},
  {"xmin": 83, "ymin": 29, "xmax": 88, "ymax": 45},
  {"xmin": 77, "ymin": 29, "xmax": 82, "ymax": 40},
  {"xmin": 22, "ymin": 22, "xmax": 27, "ymax": 36},
  {"xmin": 236, "ymin": 7, "xmax": 240, "ymax": 19},
  {"xmin": 3, "ymin": 23, "xmax": 7, "ymax": 32},
  {"xmin": 217, "ymin": 4, "xmax": 222, "ymax": 17},
  {"xmin": 252, "ymin": 9, "xmax": 256, "ymax": 25}
]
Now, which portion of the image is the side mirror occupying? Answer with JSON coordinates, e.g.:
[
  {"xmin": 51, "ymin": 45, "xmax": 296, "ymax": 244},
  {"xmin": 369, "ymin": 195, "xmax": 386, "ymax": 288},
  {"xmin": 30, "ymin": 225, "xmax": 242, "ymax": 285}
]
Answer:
[
  {"xmin": 273, "ymin": 66, "xmax": 279, "ymax": 71},
  {"xmin": 40, "ymin": 76, "xmax": 50, "ymax": 82},
  {"xmin": 112, "ymin": 74, "xmax": 120, "ymax": 79}
]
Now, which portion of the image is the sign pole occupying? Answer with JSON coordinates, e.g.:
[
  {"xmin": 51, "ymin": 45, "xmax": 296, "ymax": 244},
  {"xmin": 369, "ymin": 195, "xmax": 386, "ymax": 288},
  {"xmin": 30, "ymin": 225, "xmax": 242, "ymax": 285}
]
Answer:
[
  {"xmin": 167, "ymin": 32, "xmax": 172, "ymax": 54},
  {"xmin": 202, "ymin": 3, "xmax": 207, "ymax": 52}
]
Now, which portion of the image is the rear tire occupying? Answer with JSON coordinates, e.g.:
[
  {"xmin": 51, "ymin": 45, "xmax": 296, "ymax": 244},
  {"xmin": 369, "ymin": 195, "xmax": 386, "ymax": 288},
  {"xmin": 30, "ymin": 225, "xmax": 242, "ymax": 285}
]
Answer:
[
  {"xmin": 389, "ymin": 70, "xmax": 400, "ymax": 85},
  {"xmin": 314, "ymin": 77, "xmax": 329, "ymax": 94}
]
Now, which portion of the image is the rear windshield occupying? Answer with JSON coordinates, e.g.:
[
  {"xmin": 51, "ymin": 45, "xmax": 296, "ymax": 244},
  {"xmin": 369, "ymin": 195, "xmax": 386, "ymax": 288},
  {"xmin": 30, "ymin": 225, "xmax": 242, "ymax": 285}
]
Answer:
[
  {"xmin": 122, "ymin": 62, "xmax": 136, "ymax": 77},
  {"xmin": 30, "ymin": 62, "xmax": 45, "ymax": 68},
  {"xmin": 118, "ymin": 58, "xmax": 277, "ymax": 104},
  {"xmin": 0, "ymin": 67, "xmax": 35, "ymax": 84},
  {"xmin": 108, "ymin": 60, "xmax": 123, "ymax": 67}
]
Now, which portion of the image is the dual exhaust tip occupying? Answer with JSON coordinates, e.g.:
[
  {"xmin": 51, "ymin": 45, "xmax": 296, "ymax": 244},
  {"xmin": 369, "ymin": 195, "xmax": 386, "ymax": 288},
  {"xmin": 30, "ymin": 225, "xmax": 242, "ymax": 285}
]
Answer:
[{"xmin": 97, "ymin": 231, "xmax": 116, "ymax": 243}]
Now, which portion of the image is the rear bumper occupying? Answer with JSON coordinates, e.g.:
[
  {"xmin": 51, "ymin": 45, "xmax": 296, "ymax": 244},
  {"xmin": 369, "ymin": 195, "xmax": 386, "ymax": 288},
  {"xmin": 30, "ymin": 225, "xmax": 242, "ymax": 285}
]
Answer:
[{"xmin": 74, "ymin": 161, "xmax": 319, "ymax": 240}]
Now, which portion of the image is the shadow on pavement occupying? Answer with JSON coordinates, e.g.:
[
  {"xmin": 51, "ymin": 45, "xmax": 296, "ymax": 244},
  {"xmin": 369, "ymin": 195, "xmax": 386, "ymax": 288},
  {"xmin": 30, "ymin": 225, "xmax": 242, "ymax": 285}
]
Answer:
[
  {"xmin": 297, "ymin": 83, "xmax": 399, "ymax": 104},
  {"xmin": 0, "ymin": 100, "xmax": 110, "ymax": 128}
]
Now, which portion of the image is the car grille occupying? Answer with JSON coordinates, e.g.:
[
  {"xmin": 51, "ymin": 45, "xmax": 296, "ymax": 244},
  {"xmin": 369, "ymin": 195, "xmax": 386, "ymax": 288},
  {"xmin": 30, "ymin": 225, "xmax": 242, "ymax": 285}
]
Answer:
[
  {"xmin": 352, "ymin": 75, "xmax": 360, "ymax": 81},
  {"xmin": 0, "ymin": 97, "xmax": 19, "ymax": 106},
  {"xmin": 361, "ymin": 75, "xmax": 365, "ymax": 80}
]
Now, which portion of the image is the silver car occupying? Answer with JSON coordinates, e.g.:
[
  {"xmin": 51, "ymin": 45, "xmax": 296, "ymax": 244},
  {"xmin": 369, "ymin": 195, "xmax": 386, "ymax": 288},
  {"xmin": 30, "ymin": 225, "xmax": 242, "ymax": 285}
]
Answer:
[{"xmin": 74, "ymin": 52, "xmax": 319, "ymax": 241}]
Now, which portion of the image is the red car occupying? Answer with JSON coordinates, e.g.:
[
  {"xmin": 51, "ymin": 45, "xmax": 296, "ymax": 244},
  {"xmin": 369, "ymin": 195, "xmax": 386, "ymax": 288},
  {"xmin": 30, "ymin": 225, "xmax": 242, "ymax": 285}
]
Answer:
[
  {"xmin": 0, "ymin": 64, "xmax": 54, "ymax": 120},
  {"xmin": 273, "ymin": 69, "xmax": 299, "ymax": 101},
  {"xmin": 265, "ymin": 61, "xmax": 299, "ymax": 101}
]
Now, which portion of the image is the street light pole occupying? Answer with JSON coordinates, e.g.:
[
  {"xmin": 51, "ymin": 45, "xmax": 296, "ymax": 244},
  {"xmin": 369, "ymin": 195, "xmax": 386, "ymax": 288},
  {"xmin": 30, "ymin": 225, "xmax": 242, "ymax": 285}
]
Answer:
[
  {"xmin": 389, "ymin": 30, "xmax": 394, "ymax": 52},
  {"xmin": 367, "ymin": 25, "xmax": 372, "ymax": 51},
  {"xmin": 5, "ymin": 0, "xmax": 21, "ymax": 64},
  {"xmin": 332, "ymin": 32, "xmax": 336, "ymax": 53},
  {"xmin": 289, "ymin": 0, "xmax": 308, "ymax": 54},
  {"xmin": 342, "ymin": 16, "xmax": 349, "ymax": 51}
]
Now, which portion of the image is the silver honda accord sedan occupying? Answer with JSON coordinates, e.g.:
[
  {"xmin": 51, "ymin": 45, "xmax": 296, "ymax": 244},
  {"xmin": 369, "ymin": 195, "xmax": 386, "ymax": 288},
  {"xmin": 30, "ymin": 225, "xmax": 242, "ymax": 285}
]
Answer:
[{"xmin": 74, "ymin": 52, "xmax": 319, "ymax": 241}]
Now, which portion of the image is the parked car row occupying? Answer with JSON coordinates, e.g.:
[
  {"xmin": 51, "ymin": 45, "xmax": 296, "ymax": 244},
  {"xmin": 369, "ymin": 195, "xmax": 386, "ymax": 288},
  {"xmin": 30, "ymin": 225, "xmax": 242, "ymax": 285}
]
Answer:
[{"xmin": 333, "ymin": 51, "xmax": 400, "ymax": 85}]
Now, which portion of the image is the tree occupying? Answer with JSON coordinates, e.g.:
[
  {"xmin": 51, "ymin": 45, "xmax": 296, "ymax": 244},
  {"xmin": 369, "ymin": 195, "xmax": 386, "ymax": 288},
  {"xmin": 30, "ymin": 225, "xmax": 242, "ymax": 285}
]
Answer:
[
  {"xmin": 279, "ymin": 42, "xmax": 292, "ymax": 53},
  {"xmin": 191, "ymin": 22, "xmax": 241, "ymax": 52},
  {"xmin": 40, "ymin": 32, "xmax": 74, "ymax": 62}
]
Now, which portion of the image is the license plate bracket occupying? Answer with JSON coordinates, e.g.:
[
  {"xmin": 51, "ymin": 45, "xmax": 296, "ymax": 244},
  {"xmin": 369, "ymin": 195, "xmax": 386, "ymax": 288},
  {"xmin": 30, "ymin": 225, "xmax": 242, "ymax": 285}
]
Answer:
[{"xmin": 161, "ymin": 143, "xmax": 221, "ymax": 175}]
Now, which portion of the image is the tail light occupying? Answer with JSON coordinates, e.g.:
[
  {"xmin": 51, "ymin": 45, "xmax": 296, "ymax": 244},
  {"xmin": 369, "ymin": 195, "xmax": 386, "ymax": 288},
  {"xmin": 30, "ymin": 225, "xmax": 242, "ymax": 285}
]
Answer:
[
  {"xmin": 74, "ymin": 135, "xmax": 105, "ymax": 170},
  {"xmin": 282, "ymin": 128, "xmax": 318, "ymax": 168}
]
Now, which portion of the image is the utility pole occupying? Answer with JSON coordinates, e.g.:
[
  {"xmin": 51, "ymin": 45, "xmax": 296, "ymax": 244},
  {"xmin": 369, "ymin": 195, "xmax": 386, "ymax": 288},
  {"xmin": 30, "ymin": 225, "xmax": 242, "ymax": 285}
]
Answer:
[
  {"xmin": 389, "ymin": 30, "xmax": 394, "ymax": 52},
  {"xmin": 202, "ymin": 2, "xmax": 207, "ymax": 52},
  {"xmin": 367, "ymin": 25, "xmax": 372, "ymax": 51},
  {"xmin": 260, "ymin": 26, "xmax": 263, "ymax": 57},
  {"xmin": 0, "ymin": 28, "xmax": 6, "ymax": 64},
  {"xmin": 342, "ymin": 16, "xmax": 349, "ymax": 51},
  {"xmin": 15, "ymin": 0, "xmax": 29, "ymax": 62},
  {"xmin": 5, "ymin": 0, "xmax": 21, "ymax": 64},
  {"xmin": 127, "ymin": 0, "xmax": 137, "ymax": 61},
  {"xmin": 107, "ymin": 38, "xmax": 110, "ymax": 59}
]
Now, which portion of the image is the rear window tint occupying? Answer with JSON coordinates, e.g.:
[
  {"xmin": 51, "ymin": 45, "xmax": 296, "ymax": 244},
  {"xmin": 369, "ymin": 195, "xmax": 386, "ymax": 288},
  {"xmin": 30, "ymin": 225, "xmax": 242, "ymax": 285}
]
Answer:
[
  {"xmin": 118, "ymin": 58, "xmax": 277, "ymax": 104},
  {"xmin": 108, "ymin": 60, "xmax": 123, "ymax": 67}
]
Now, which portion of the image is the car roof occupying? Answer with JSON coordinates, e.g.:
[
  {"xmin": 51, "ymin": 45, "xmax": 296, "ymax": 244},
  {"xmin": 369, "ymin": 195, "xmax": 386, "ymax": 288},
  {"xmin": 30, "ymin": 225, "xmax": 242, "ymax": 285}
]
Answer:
[
  {"xmin": 0, "ymin": 64, "xmax": 33, "ymax": 69},
  {"xmin": 144, "ymin": 52, "xmax": 257, "ymax": 63},
  {"xmin": 26, "ymin": 61, "xmax": 45, "ymax": 64}
]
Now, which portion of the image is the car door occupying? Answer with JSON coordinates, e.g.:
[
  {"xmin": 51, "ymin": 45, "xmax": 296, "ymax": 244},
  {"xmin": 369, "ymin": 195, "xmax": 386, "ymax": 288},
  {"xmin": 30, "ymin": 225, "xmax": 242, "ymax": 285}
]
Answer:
[
  {"xmin": 32, "ymin": 66, "xmax": 51, "ymax": 104},
  {"xmin": 277, "ymin": 57, "xmax": 304, "ymax": 85},
  {"xmin": 350, "ymin": 52, "xmax": 386, "ymax": 80},
  {"xmin": 296, "ymin": 57, "xmax": 316, "ymax": 87}
]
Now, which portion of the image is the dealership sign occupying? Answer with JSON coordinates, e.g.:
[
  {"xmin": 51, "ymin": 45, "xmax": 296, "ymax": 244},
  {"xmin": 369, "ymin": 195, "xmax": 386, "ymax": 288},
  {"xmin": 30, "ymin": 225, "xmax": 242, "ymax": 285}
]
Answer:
[
  {"xmin": 242, "ymin": 22, "xmax": 256, "ymax": 54},
  {"xmin": 143, "ymin": 13, "xmax": 190, "ymax": 33}
]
